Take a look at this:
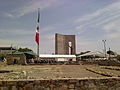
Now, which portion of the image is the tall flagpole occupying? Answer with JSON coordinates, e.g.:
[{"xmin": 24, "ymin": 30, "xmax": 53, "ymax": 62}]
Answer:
[{"xmin": 36, "ymin": 8, "xmax": 40, "ymax": 58}]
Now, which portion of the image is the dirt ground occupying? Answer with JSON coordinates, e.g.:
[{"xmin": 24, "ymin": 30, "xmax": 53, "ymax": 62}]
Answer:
[{"xmin": 0, "ymin": 65, "xmax": 120, "ymax": 80}]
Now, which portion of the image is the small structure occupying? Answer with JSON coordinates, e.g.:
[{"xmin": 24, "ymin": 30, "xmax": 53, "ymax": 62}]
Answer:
[
  {"xmin": 0, "ymin": 47, "xmax": 16, "ymax": 55},
  {"xmin": 6, "ymin": 51, "xmax": 36, "ymax": 65},
  {"xmin": 6, "ymin": 54, "xmax": 27, "ymax": 65}
]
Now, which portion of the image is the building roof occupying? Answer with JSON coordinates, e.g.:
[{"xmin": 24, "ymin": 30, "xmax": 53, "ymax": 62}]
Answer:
[
  {"xmin": 14, "ymin": 51, "xmax": 37, "ymax": 56},
  {"xmin": 24, "ymin": 52, "xmax": 37, "ymax": 56},
  {"xmin": 39, "ymin": 54, "xmax": 76, "ymax": 58},
  {"xmin": 0, "ymin": 47, "xmax": 16, "ymax": 50},
  {"xmin": 13, "ymin": 51, "xmax": 24, "ymax": 54},
  {"xmin": 78, "ymin": 51, "xmax": 105, "ymax": 57}
]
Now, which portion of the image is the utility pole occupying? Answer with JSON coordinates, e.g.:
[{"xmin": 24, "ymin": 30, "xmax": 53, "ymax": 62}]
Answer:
[
  {"xmin": 11, "ymin": 44, "xmax": 13, "ymax": 54},
  {"xmin": 102, "ymin": 40, "xmax": 107, "ymax": 59},
  {"xmin": 109, "ymin": 48, "xmax": 110, "ymax": 60}
]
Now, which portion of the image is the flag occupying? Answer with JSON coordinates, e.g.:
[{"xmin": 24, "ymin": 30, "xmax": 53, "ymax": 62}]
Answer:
[
  {"xmin": 35, "ymin": 8, "xmax": 40, "ymax": 45},
  {"xmin": 35, "ymin": 26, "xmax": 39, "ymax": 45}
]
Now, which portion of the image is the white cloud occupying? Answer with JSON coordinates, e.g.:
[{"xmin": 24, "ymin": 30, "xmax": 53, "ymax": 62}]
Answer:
[
  {"xmin": 41, "ymin": 26, "xmax": 55, "ymax": 32},
  {"xmin": 0, "ymin": 39, "xmax": 28, "ymax": 46},
  {"xmin": 106, "ymin": 32, "xmax": 120, "ymax": 39},
  {"xmin": 42, "ymin": 33, "xmax": 54, "ymax": 40},
  {"xmin": 76, "ymin": 38, "xmax": 99, "ymax": 52},
  {"xmin": 75, "ymin": 0, "xmax": 120, "ymax": 37},
  {"xmin": 77, "ymin": 41, "xmax": 92, "ymax": 46},
  {"xmin": 75, "ymin": 10, "xmax": 103, "ymax": 23},
  {"xmin": 0, "ymin": 29, "xmax": 34, "ymax": 48},
  {"xmin": 76, "ymin": 1, "xmax": 120, "ymax": 23},
  {"xmin": 3, "ymin": 12, "xmax": 14, "ymax": 18},
  {"xmin": 40, "ymin": 33, "xmax": 55, "ymax": 54},
  {"xmin": 103, "ymin": 19, "xmax": 120, "ymax": 31},
  {"xmin": 7, "ymin": 0, "xmax": 64, "ymax": 18},
  {"xmin": 102, "ymin": 19, "xmax": 120, "ymax": 39},
  {"xmin": 0, "ymin": 29, "xmax": 33, "ymax": 35}
]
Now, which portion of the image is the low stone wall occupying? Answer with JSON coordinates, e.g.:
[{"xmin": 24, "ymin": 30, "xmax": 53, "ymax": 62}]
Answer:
[
  {"xmin": 80, "ymin": 61, "xmax": 120, "ymax": 66},
  {"xmin": 0, "ymin": 78, "xmax": 120, "ymax": 90}
]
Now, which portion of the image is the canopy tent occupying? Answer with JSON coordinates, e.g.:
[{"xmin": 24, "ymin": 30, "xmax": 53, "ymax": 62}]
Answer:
[{"xmin": 78, "ymin": 51, "xmax": 105, "ymax": 57}]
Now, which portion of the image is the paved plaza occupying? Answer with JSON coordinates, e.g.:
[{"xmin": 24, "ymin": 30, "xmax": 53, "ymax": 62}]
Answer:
[{"xmin": 0, "ymin": 65, "xmax": 120, "ymax": 80}]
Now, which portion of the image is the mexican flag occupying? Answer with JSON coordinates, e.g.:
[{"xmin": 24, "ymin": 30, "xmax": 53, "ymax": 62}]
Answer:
[{"xmin": 35, "ymin": 26, "xmax": 39, "ymax": 45}]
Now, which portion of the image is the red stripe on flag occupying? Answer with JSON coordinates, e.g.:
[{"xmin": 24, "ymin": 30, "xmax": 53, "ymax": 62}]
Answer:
[{"xmin": 35, "ymin": 29, "xmax": 39, "ymax": 45}]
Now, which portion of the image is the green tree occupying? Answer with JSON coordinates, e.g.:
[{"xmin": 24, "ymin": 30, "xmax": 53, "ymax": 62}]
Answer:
[
  {"xmin": 18, "ymin": 47, "xmax": 33, "ymax": 52},
  {"xmin": 116, "ymin": 55, "xmax": 120, "ymax": 60},
  {"xmin": 17, "ymin": 48, "xmax": 35, "ymax": 61},
  {"xmin": 107, "ymin": 50, "xmax": 115, "ymax": 55},
  {"xmin": 0, "ymin": 54, "xmax": 6, "ymax": 59}
]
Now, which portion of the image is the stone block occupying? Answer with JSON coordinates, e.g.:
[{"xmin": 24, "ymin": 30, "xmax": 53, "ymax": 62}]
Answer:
[{"xmin": 69, "ymin": 84, "xmax": 75, "ymax": 89}]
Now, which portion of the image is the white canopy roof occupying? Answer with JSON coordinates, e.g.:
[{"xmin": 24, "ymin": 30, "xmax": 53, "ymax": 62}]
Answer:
[
  {"xmin": 78, "ymin": 51, "xmax": 105, "ymax": 57},
  {"xmin": 39, "ymin": 54, "xmax": 76, "ymax": 58}
]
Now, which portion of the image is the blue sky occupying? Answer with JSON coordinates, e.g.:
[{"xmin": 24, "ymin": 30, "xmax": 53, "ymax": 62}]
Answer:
[{"xmin": 0, "ymin": 0, "xmax": 120, "ymax": 54}]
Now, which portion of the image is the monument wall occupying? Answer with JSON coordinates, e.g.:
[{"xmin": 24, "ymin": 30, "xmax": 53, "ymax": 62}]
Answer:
[{"xmin": 55, "ymin": 33, "xmax": 76, "ymax": 55}]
